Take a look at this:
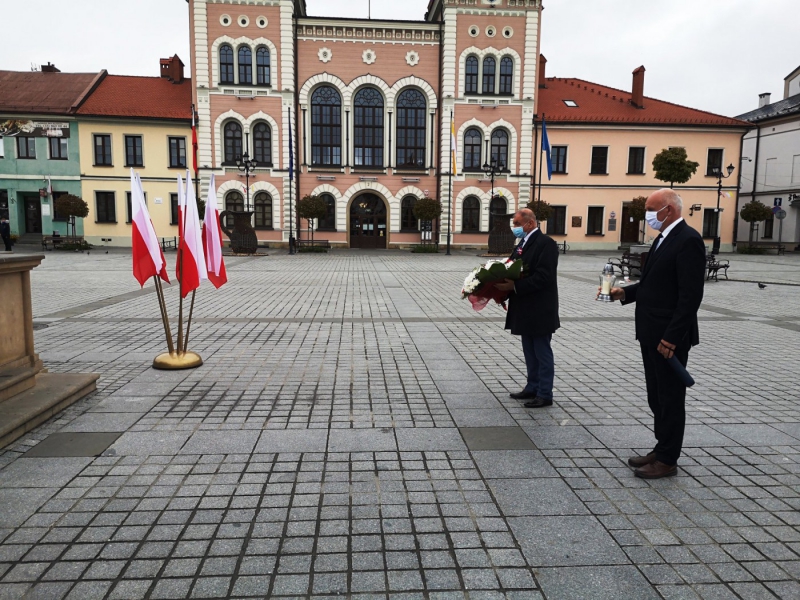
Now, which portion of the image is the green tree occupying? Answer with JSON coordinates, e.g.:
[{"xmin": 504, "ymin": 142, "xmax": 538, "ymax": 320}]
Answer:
[
  {"xmin": 652, "ymin": 147, "xmax": 699, "ymax": 188},
  {"xmin": 739, "ymin": 200, "xmax": 773, "ymax": 245},
  {"xmin": 526, "ymin": 200, "xmax": 552, "ymax": 223},
  {"xmin": 628, "ymin": 196, "xmax": 647, "ymax": 242},
  {"xmin": 54, "ymin": 194, "xmax": 89, "ymax": 238},
  {"xmin": 296, "ymin": 195, "xmax": 327, "ymax": 242},
  {"xmin": 413, "ymin": 197, "xmax": 442, "ymax": 246}
]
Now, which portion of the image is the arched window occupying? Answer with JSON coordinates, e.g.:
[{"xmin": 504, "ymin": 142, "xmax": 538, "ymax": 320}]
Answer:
[
  {"xmin": 254, "ymin": 192, "xmax": 272, "ymax": 229},
  {"xmin": 252, "ymin": 122, "xmax": 271, "ymax": 165},
  {"xmin": 462, "ymin": 196, "xmax": 481, "ymax": 233},
  {"xmin": 490, "ymin": 129, "xmax": 509, "ymax": 170},
  {"xmin": 465, "ymin": 55, "xmax": 479, "ymax": 95},
  {"xmin": 482, "ymin": 56, "xmax": 496, "ymax": 94},
  {"xmin": 311, "ymin": 86, "xmax": 342, "ymax": 166},
  {"xmin": 224, "ymin": 191, "xmax": 244, "ymax": 227},
  {"xmin": 238, "ymin": 46, "xmax": 252, "ymax": 84},
  {"xmin": 256, "ymin": 47, "xmax": 270, "ymax": 86},
  {"xmin": 489, "ymin": 196, "xmax": 507, "ymax": 232},
  {"xmin": 499, "ymin": 57, "xmax": 514, "ymax": 95},
  {"xmin": 464, "ymin": 128, "xmax": 482, "ymax": 171},
  {"xmin": 400, "ymin": 195, "xmax": 418, "ymax": 231},
  {"xmin": 223, "ymin": 121, "xmax": 243, "ymax": 165},
  {"xmin": 219, "ymin": 45, "xmax": 234, "ymax": 84},
  {"xmin": 317, "ymin": 193, "xmax": 336, "ymax": 231},
  {"xmin": 354, "ymin": 88, "xmax": 384, "ymax": 168},
  {"xmin": 396, "ymin": 89, "xmax": 426, "ymax": 169}
]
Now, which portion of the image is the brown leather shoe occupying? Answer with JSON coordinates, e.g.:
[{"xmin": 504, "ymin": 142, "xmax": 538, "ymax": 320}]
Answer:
[
  {"xmin": 627, "ymin": 452, "xmax": 657, "ymax": 468},
  {"xmin": 634, "ymin": 461, "xmax": 677, "ymax": 479}
]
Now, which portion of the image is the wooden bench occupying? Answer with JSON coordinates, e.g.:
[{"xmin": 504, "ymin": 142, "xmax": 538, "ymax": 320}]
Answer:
[
  {"xmin": 297, "ymin": 239, "xmax": 331, "ymax": 249},
  {"xmin": 706, "ymin": 255, "xmax": 730, "ymax": 282},
  {"xmin": 160, "ymin": 237, "xmax": 178, "ymax": 251},
  {"xmin": 42, "ymin": 233, "xmax": 63, "ymax": 250}
]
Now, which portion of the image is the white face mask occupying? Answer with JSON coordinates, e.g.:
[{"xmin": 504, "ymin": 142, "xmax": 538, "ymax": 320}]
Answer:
[{"xmin": 645, "ymin": 206, "xmax": 668, "ymax": 230}]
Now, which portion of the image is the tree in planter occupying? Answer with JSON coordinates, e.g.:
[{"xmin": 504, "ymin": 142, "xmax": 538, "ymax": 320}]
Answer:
[
  {"xmin": 652, "ymin": 147, "xmax": 699, "ymax": 188},
  {"xmin": 296, "ymin": 195, "xmax": 327, "ymax": 243},
  {"xmin": 54, "ymin": 194, "xmax": 89, "ymax": 238},
  {"xmin": 526, "ymin": 200, "xmax": 552, "ymax": 224},
  {"xmin": 739, "ymin": 200, "xmax": 773, "ymax": 246},
  {"xmin": 413, "ymin": 197, "xmax": 443, "ymax": 246},
  {"xmin": 628, "ymin": 196, "xmax": 647, "ymax": 243}
]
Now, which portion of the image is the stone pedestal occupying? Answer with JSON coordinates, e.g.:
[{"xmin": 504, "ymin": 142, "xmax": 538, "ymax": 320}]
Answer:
[{"xmin": 0, "ymin": 255, "xmax": 98, "ymax": 448}]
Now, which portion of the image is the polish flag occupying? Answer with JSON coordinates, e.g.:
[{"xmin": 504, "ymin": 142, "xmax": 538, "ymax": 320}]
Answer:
[
  {"xmin": 175, "ymin": 175, "xmax": 186, "ymax": 280},
  {"xmin": 177, "ymin": 170, "xmax": 207, "ymax": 298},
  {"xmin": 130, "ymin": 169, "xmax": 169, "ymax": 287},
  {"xmin": 202, "ymin": 174, "xmax": 228, "ymax": 289}
]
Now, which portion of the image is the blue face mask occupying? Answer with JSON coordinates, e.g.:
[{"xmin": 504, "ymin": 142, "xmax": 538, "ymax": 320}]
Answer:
[{"xmin": 512, "ymin": 226, "xmax": 525, "ymax": 239}]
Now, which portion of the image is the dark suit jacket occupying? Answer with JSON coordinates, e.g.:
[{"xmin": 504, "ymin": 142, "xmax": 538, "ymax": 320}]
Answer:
[
  {"xmin": 0, "ymin": 222, "xmax": 10, "ymax": 237},
  {"xmin": 504, "ymin": 229, "xmax": 560, "ymax": 337},
  {"xmin": 621, "ymin": 220, "xmax": 705, "ymax": 348}
]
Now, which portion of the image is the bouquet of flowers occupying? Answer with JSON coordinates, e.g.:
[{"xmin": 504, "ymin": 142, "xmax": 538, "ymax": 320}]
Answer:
[{"xmin": 461, "ymin": 258, "xmax": 524, "ymax": 311}]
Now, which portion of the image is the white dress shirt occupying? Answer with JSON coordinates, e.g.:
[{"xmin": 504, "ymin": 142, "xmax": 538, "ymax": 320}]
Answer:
[{"xmin": 654, "ymin": 218, "xmax": 684, "ymax": 251}]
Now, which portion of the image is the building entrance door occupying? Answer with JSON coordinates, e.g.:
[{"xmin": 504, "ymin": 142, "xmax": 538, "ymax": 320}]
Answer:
[
  {"xmin": 349, "ymin": 194, "xmax": 387, "ymax": 249},
  {"xmin": 620, "ymin": 204, "xmax": 640, "ymax": 244},
  {"xmin": 24, "ymin": 196, "xmax": 42, "ymax": 234}
]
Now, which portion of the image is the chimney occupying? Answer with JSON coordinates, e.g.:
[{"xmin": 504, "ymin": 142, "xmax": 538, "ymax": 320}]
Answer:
[
  {"xmin": 41, "ymin": 62, "xmax": 60, "ymax": 73},
  {"xmin": 758, "ymin": 92, "xmax": 771, "ymax": 108},
  {"xmin": 631, "ymin": 66, "xmax": 645, "ymax": 108},
  {"xmin": 538, "ymin": 54, "xmax": 547, "ymax": 89},
  {"xmin": 160, "ymin": 55, "xmax": 185, "ymax": 83}
]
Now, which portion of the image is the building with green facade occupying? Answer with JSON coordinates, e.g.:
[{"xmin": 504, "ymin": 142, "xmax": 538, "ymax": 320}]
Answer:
[{"xmin": 0, "ymin": 66, "xmax": 104, "ymax": 241}]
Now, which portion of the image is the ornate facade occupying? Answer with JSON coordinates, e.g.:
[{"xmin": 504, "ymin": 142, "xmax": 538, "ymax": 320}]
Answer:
[{"xmin": 189, "ymin": 0, "xmax": 543, "ymax": 249}]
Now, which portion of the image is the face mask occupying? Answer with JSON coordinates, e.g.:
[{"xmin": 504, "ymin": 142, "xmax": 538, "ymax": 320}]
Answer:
[
  {"xmin": 512, "ymin": 226, "xmax": 525, "ymax": 239},
  {"xmin": 645, "ymin": 206, "xmax": 668, "ymax": 230}
]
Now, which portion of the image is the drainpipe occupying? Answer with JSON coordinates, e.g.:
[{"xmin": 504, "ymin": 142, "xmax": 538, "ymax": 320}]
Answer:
[
  {"xmin": 732, "ymin": 129, "xmax": 747, "ymax": 247},
  {"xmin": 294, "ymin": 10, "xmax": 301, "ymax": 244},
  {"xmin": 437, "ymin": 16, "xmax": 444, "ymax": 242}
]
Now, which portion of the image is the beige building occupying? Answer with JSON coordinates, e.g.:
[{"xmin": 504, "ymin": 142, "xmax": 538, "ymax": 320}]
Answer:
[
  {"xmin": 535, "ymin": 69, "xmax": 750, "ymax": 251},
  {"xmin": 78, "ymin": 57, "xmax": 192, "ymax": 247}
]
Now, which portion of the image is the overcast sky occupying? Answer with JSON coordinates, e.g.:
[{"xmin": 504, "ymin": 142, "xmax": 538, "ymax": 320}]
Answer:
[{"xmin": 1, "ymin": 0, "xmax": 795, "ymax": 117}]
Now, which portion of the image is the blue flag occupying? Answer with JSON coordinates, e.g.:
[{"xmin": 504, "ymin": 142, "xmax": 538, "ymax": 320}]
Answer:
[
  {"xmin": 542, "ymin": 118, "xmax": 553, "ymax": 180},
  {"xmin": 288, "ymin": 107, "xmax": 294, "ymax": 181}
]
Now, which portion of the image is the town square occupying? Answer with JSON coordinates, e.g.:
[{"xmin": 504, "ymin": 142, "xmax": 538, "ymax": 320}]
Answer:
[{"xmin": 1, "ymin": 0, "xmax": 800, "ymax": 598}]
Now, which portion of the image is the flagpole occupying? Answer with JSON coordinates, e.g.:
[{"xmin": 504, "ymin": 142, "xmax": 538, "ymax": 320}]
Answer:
[
  {"xmin": 446, "ymin": 110, "xmax": 453, "ymax": 256},
  {"xmin": 537, "ymin": 113, "xmax": 545, "ymax": 217},
  {"xmin": 177, "ymin": 179, "xmax": 189, "ymax": 355},
  {"xmin": 532, "ymin": 115, "xmax": 538, "ymax": 212},
  {"xmin": 153, "ymin": 276, "xmax": 175, "ymax": 355},
  {"xmin": 183, "ymin": 290, "xmax": 197, "ymax": 353},
  {"xmin": 288, "ymin": 106, "xmax": 295, "ymax": 255}
]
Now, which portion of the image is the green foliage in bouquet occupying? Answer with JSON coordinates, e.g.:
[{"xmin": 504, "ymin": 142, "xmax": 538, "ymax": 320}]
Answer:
[
  {"xmin": 413, "ymin": 197, "xmax": 443, "ymax": 221},
  {"xmin": 476, "ymin": 259, "xmax": 523, "ymax": 284}
]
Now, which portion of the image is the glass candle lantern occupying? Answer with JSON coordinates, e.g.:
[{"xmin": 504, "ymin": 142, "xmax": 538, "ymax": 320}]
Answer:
[{"xmin": 597, "ymin": 263, "xmax": 618, "ymax": 302}]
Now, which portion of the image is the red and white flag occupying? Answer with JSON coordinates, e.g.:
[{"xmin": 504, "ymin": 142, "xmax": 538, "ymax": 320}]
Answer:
[
  {"xmin": 202, "ymin": 174, "xmax": 228, "ymax": 289},
  {"xmin": 130, "ymin": 169, "xmax": 169, "ymax": 287},
  {"xmin": 177, "ymin": 170, "xmax": 207, "ymax": 298},
  {"xmin": 175, "ymin": 175, "xmax": 186, "ymax": 280}
]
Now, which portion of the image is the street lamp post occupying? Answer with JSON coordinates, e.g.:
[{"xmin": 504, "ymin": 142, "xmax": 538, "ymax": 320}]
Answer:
[
  {"xmin": 236, "ymin": 133, "xmax": 258, "ymax": 211},
  {"xmin": 482, "ymin": 157, "xmax": 505, "ymax": 200},
  {"xmin": 711, "ymin": 163, "xmax": 735, "ymax": 255}
]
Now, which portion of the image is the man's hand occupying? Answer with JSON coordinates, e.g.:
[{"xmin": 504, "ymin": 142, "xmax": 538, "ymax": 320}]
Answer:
[
  {"xmin": 495, "ymin": 279, "xmax": 515, "ymax": 292},
  {"xmin": 657, "ymin": 339, "xmax": 676, "ymax": 359},
  {"xmin": 596, "ymin": 286, "xmax": 626, "ymax": 301}
]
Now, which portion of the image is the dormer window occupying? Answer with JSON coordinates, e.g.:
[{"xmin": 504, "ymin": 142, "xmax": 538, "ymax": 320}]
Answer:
[{"xmin": 563, "ymin": 100, "xmax": 578, "ymax": 107}]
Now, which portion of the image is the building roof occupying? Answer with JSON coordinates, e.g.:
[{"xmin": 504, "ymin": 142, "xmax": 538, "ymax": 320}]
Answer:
[
  {"xmin": 736, "ymin": 92, "xmax": 800, "ymax": 124},
  {"xmin": 0, "ymin": 70, "xmax": 105, "ymax": 115},
  {"xmin": 76, "ymin": 75, "xmax": 192, "ymax": 121},
  {"xmin": 538, "ymin": 77, "xmax": 749, "ymax": 128}
]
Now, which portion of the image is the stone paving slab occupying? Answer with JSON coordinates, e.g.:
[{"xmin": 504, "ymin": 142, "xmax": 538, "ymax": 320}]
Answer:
[{"xmin": 0, "ymin": 248, "xmax": 798, "ymax": 598}]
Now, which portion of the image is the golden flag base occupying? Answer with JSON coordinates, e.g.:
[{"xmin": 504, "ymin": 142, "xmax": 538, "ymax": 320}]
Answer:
[{"xmin": 152, "ymin": 351, "xmax": 203, "ymax": 370}]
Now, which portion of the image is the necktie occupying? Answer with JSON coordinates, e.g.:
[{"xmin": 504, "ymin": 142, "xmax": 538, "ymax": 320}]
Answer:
[{"xmin": 651, "ymin": 234, "xmax": 663, "ymax": 254}]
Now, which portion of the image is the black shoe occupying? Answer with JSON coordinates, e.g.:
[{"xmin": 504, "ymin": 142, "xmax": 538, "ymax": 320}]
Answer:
[
  {"xmin": 510, "ymin": 391, "xmax": 538, "ymax": 400},
  {"xmin": 523, "ymin": 397, "xmax": 553, "ymax": 408}
]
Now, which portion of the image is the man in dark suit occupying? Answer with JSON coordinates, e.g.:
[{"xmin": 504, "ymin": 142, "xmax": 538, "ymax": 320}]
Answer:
[
  {"xmin": 608, "ymin": 189, "xmax": 705, "ymax": 479},
  {"xmin": 0, "ymin": 217, "xmax": 12, "ymax": 252},
  {"xmin": 496, "ymin": 208, "xmax": 560, "ymax": 408}
]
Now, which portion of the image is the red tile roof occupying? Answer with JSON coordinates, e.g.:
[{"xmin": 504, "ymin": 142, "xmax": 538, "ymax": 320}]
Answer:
[
  {"xmin": 76, "ymin": 75, "xmax": 192, "ymax": 121},
  {"xmin": 538, "ymin": 77, "xmax": 750, "ymax": 128},
  {"xmin": 0, "ymin": 70, "xmax": 104, "ymax": 115}
]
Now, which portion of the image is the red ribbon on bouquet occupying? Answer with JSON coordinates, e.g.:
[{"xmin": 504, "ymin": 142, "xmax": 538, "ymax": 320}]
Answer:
[{"xmin": 468, "ymin": 281, "xmax": 511, "ymax": 312}]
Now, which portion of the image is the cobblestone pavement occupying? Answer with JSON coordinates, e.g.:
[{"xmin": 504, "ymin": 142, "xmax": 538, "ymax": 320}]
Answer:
[{"xmin": 1, "ymin": 246, "xmax": 799, "ymax": 600}]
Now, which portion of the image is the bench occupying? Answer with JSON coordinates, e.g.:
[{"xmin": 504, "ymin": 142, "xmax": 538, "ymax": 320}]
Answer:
[
  {"xmin": 42, "ymin": 233, "xmax": 62, "ymax": 250},
  {"xmin": 160, "ymin": 237, "xmax": 178, "ymax": 251},
  {"xmin": 297, "ymin": 239, "xmax": 331, "ymax": 249},
  {"xmin": 706, "ymin": 255, "xmax": 730, "ymax": 282},
  {"xmin": 608, "ymin": 252, "xmax": 644, "ymax": 278},
  {"xmin": 760, "ymin": 244, "xmax": 786, "ymax": 255}
]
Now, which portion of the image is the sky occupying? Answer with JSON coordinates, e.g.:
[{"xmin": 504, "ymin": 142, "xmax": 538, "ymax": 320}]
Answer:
[{"xmin": 1, "ymin": 0, "xmax": 796, "ymax": 117}]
